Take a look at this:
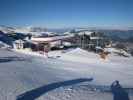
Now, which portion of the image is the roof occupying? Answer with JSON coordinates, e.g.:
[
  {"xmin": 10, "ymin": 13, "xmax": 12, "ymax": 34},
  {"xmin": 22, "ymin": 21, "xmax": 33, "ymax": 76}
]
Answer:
[
  {"xmin": 31, "ymin": 34, "xmax": 74, "ymax": 43},
  {"xmin": 66, "ymin": 29, "xmax": 93, "ymax": 36},
  {"xmin": 14, "ymin": 39, "xmax": 25, "ymax": 43},
  {"xmin": 78, "ymin": 31, "xmax": 93, "ymax": 36}
]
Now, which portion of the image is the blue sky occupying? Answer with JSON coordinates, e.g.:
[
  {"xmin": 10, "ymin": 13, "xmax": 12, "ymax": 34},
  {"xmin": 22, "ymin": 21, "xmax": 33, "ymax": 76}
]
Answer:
[{"xmin": 0, "ymin": 0, "xmax": 133, "ymax": 28}]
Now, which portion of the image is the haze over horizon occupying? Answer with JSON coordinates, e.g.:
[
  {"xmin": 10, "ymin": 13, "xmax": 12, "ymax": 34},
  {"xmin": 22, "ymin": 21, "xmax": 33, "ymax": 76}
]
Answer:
[{"xmin": 0, "ymin": 0, "xmax": 133, "ymax": 29}]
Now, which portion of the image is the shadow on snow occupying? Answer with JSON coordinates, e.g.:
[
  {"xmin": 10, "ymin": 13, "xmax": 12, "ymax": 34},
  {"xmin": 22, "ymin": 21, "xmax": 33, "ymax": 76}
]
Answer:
[
  {"xmin": 0, "ymin": 56, "xmax": 27, "ymax": 63},
  {"xmin": 16, "ymin": 78, "xmax": 93, "ymax": 100}
]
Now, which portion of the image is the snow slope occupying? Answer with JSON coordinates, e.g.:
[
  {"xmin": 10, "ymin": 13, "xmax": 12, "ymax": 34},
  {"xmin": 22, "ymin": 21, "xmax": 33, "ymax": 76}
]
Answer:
[
  {"xmin": 58, "ymin": 48, "xmax": 133, "ymax": 87},
  {"xmin": 0, "ymin": 48, "xmax": 133, "ymax": 100}
]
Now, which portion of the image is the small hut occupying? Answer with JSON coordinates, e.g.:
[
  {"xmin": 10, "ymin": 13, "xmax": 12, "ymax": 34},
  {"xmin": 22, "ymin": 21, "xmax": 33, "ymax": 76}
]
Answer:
[{"xmin": 13, "ymin": 39, "xmax": 24, "ymax": 49}]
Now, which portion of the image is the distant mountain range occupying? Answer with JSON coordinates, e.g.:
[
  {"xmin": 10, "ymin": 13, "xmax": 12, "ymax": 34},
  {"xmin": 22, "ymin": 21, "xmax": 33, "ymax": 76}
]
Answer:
[
  {"xmin": 0, "ymin": 25, "xmax": 49, "ymax": 34},
  {"xmin": 0, "ymin": 25, "xmax": 133, "ymax": 42},
  {"xmin": 90, "ymin": 29, "xmax": 133, "ymax": 42}
]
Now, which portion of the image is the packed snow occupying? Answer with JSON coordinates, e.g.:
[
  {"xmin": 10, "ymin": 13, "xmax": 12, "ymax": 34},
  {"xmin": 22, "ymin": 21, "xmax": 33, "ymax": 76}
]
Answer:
[{"xmin": 0, "ymin": 48, "xmax": 133, "ymax": 100}]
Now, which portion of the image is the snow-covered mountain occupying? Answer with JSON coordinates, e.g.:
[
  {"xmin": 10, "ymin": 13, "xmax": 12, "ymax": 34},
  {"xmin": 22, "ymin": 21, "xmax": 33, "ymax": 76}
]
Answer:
[
  {"xmin": 1, "ymin": 26, "xmax": 133, "ymax": 41},
  {"xmin": 0, "ymin": 48, "xmax": 133, "ymax": 100},
  {"xmin": 0, "ymin": 25, "xmax": 15, "ymax": 33},
  {"xmin": 0, "ymin": 31, "xmax": 13, "ymax": 46},
  {"xmin": 0, "ymin": 25, "xmax": 48, "ymax": 34}
]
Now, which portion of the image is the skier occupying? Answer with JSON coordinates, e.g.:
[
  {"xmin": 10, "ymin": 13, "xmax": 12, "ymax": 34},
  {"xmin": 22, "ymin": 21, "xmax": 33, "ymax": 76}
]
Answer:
[{"xmin": 111, "ymin": 80, "xmax": 129, "ymax": 100}]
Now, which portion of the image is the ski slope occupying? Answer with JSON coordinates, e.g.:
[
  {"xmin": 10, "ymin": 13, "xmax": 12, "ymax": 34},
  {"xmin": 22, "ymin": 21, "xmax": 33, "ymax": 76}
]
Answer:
[{"xmin": 0, "ymin": 48, "xmax": 133, "ymax": 100}]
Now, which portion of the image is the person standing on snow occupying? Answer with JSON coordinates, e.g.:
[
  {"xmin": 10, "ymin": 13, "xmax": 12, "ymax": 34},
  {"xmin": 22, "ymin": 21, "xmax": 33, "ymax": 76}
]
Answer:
[{"xmin": 111, "ymin": 80, "xmax": 129, "ymax": 100}]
